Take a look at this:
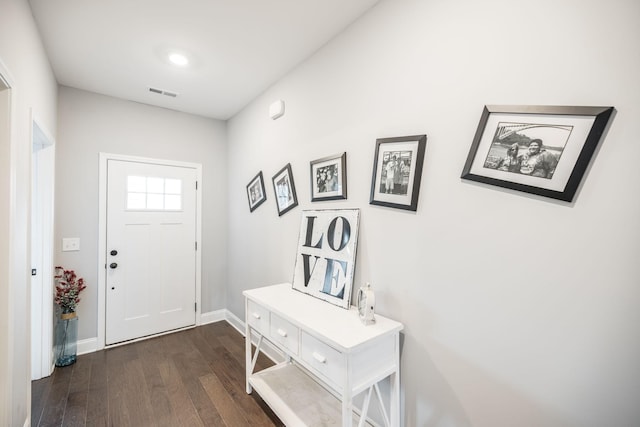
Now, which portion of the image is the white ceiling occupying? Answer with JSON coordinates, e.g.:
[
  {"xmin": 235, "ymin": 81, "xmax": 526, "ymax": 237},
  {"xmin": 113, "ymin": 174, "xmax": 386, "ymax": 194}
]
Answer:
[{"xmin": 28, "ymin": 0, "xmax": 380, "ymax": 120}]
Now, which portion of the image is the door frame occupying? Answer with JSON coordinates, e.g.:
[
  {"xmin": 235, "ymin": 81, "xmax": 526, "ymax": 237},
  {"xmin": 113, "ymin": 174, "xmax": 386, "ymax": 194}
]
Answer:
[
  {"xmin": 0, "ymin": 55, "xmax": 15, "ymax": 427},
  {"xmin": 97, "ymin": 153, "xmax": 202, "ymax": 350},
  {"xmin": 30, "ymin": 112, "xmax": 55, "ymax": 380}
]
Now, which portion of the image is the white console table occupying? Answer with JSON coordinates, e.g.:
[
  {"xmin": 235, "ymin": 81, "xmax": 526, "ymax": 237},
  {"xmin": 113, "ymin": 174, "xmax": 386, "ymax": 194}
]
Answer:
[{"xmin": 244, "ymin": 283, "xmax": 403, "ymax": 426}]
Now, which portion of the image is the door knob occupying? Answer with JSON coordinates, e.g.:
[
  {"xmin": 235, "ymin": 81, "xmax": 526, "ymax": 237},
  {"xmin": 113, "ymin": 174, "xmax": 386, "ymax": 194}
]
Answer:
[
  {"xmin": 109, "ymin": 262, "xmax": 118, "ymax": 269},
  {"xmin": 110, "ymin": 250, "xmax": 118, "ymax": 256}
]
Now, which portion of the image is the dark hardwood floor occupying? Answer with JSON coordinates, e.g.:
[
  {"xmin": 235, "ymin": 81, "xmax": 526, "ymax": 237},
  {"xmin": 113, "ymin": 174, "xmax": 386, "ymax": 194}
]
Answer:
[{"xmin": 31, "ymin": 321, "xmax": 283, "ymax": 427}]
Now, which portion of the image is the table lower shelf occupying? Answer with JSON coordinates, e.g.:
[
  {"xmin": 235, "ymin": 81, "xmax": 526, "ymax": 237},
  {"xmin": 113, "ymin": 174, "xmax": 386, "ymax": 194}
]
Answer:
[{"xmin": 249, "ymin": 362, "xmax": 370, "ymax": 427}]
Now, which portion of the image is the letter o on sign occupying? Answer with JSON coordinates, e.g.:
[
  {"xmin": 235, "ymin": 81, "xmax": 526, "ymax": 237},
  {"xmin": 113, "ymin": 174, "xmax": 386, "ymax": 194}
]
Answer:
[{"xmin": 327, "ymin": 216, "xmax": 350, "ymax": 252}]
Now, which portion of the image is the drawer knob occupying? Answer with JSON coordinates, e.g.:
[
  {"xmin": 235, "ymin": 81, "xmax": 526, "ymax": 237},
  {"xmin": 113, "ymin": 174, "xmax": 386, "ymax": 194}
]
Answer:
[
  {"xmin": 312, "ymin": 352, "xmax": 327, "ymax": 364},
  {"xmin": 252, "ymin": 312, "xmax": 261, "ymax": 319},
  {"xmin": 277, "ymin": 328, "xmax": 287, "ymax": 337}
]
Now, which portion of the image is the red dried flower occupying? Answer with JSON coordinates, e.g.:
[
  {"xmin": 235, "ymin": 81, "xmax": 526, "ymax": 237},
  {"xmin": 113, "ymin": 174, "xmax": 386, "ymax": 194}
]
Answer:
[{"xmin": 54, "ymin": 266, "xmax": 87, "ymax": 314}]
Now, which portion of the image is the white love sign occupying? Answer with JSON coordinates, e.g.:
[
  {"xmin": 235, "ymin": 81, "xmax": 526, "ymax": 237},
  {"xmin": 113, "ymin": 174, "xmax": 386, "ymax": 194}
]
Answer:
[{"xmin": 292, "ymin": 209, "xmax": 360, "ymax": 309}]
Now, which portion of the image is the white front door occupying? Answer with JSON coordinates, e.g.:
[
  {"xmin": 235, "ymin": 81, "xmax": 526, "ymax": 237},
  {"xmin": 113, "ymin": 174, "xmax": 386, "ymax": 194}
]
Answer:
[{"xmin": 105, "ymin": 159, "xmax": 197, "ymax": 345}]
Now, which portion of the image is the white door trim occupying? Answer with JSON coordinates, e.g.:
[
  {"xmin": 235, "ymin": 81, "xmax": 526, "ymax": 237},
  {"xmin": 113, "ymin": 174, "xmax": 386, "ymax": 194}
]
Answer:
[
  {"xmin": 97, "ymin": 153, "xmax": 203, "ymax": 350},
  {"xmin": 0, "ymin": 55, "xmax": 15, "ymax": 427},
  {"xmin": 30, "ymin": 112, "xmax": 55, "ymax": 380}
]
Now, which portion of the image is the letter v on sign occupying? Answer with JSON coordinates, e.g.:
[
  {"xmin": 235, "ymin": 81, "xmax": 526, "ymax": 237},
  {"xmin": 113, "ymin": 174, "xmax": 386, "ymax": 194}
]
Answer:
[{"xmin": 301, "ymin": 254, "xmax": 320, "ymax": 286}]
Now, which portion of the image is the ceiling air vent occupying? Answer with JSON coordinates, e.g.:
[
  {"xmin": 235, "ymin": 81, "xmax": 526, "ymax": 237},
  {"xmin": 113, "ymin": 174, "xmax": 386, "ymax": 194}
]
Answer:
[{"xmin": 148, "ymin": 87, "xmax": 178, "ymax": 98}]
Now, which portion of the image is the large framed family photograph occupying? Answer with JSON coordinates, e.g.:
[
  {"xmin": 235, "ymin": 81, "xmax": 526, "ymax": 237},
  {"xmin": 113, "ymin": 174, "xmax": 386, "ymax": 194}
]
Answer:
[
  {"xmin": 369, "ymin": 134, "xmax": 427, "ymax": 211},
  {"xmin": 310, "ymin": 152, "xmax": 347, "ymax": 202},
  {"xmin": 461, "ymin": 105, "xmax": 614, "ymax": 202},
  {"xmin": 272, "ymin": 163, "xmax": 298, "ymax": 216}
]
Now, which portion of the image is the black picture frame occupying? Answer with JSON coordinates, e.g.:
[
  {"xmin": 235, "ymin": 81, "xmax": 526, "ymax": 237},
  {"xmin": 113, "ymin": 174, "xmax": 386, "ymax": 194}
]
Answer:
[
  {"xmin": 310, "ymin": 152, "xmax": 347, "ymax": 202},
  {"xmin": 272, "ymin": 163, "xmax": 298, "ymax": 216},
  {"xmin": 461, "ymin": 105, "xmax": 614, "ymax": 202},
  {"xmin": 246, "ymin": 171, "xmax": 267, "ymax": 212},
  {"xmin": 369, "ymin": 134, "xmax": 427, "ymax": 211}
]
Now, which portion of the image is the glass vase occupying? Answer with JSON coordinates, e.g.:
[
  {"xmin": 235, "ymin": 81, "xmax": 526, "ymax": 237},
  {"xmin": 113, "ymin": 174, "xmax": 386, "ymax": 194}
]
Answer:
[{"xmin": 54, "ymin": 312, "xmax": 78, "ymax": 367}]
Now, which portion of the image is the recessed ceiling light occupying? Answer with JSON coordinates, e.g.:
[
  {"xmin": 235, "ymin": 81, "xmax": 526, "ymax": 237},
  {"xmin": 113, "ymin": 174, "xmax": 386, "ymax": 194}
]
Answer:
[{"xmin": 168, "ymin": 53, "xmax": 189, "ymax": 67}]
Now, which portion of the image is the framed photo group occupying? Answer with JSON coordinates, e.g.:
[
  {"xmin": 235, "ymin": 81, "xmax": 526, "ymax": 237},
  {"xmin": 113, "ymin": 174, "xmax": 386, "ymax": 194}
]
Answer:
[
  {"xmin": 246, "ymin": 164, "xmax": 300, "ymax": 216},
  {"xmin": 245, "ymin": 134, "xmax": 429, "ymax": 215},
  {"xmin": 244, "ymin": 104, "xmax": 613, "ymax": 214}
]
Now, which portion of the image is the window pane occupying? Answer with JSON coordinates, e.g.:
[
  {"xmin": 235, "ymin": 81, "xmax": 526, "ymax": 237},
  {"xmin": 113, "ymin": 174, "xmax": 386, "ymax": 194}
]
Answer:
[
  {"xmin": 127, "ymin": 193, "xmax": 146, "ymax": 210},
  {"xmin": 127, "ymin": 176, "xmax": 146, "ymax": 193},
  {"xmin": 147, "ymin": 193, "xmax": 163, "ymax": 209},
  {"xmin": 147, "ymin": 177, "xmax": 164, "ymax": 194},
  {"xmin": 164, "ymin": 195, "xmax": 182, "ymax": 210},
  {"xmin": 126, "ymin": 175, "xmax": 185, "ymax": 211},
  {"xmin": 165, "ymin": 178, "xmax": 181, "ymax": 195}
]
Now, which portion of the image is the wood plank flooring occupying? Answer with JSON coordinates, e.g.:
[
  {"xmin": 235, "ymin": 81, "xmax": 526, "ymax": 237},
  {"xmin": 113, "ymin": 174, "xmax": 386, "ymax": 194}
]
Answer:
[{"xmin": 31, "ymin": 321, "xmax": 283, "ymax": 427}]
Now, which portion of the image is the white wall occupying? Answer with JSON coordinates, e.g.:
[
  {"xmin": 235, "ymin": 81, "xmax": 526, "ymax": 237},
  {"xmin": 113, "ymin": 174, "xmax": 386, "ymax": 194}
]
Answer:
[
  {"xmin": 55, "ymin": 87, "xmax": 228, "ymax": 341},
  {"xmin": 0, "ymin": 0, "xmax": 58, "ymax": 425},
  {"xmin": 227, "ymin": 0, "xmax": 640, "ymax": 426}
]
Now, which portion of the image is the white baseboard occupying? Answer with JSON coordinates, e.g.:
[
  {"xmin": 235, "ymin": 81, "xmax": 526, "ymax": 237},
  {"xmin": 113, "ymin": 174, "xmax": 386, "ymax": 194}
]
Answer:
[
  {"xmin": 224, "ymin": 309, "xmax": 244, "ymax": 334},
  {"xmin": 77, "ymin": 337, "xmax": 98, "ymax": 355},
  {"xmin": 73, "ymin": 309, "xmax": 283, "ymax": 364},
  {"xmin": 200, "ymin": 309, "xmax": 227, "ymax": 325},
  {"xmin": 75, "ymin": 309, "xmax": 232, "ymax": 355}
]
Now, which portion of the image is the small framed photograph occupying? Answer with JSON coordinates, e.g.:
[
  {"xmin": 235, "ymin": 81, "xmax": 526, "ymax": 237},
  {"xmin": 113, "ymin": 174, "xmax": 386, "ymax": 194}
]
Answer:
[
  {"xmin": 370, "ymin": 134, "xmax": 427, "ymax": 211},
  {"xmin": 272, "ymin": 163, "xmax": 298, "ymax": 216},
  {"xmin": 310, "ymin": 152, "xmax": 347, "ymax": 202},
  {"xmin": 246, "ymin": 171, "xmax": 267, "ymax": 212},
  {"xmin": 461, "ymin": 105, "xmax": 614, "ymax": 202}
]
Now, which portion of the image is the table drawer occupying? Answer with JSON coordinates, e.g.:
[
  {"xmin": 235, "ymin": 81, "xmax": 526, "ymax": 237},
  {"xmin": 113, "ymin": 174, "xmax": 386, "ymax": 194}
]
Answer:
[
  {"xmin": 270, "ymin": 313, "xmax": 299, "ymax": 355},
  {"xmin": 300, "ymin": 331, "xmax": 344, "ymax": 391},
  {"xmin": 247, "ymin": 300, "xmax": 270, "ymax": 335}
]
